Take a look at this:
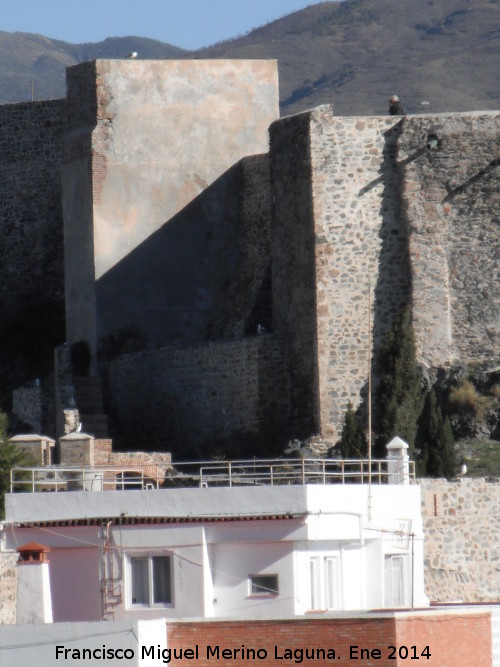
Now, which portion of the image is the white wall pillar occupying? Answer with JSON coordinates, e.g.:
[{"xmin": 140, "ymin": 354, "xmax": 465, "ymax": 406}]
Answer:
[
  {"xmin": 16, "ymin": 543, "xmax": 53, "ymax": 624},
  {"xmin": 386, "ymin": 436, "xmax": 410, "ymax": 485}
]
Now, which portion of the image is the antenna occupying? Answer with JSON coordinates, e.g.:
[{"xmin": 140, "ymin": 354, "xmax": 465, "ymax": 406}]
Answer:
[{"xmin": 31, "ymin": 80, "xmax": 34, "ymax": 102}]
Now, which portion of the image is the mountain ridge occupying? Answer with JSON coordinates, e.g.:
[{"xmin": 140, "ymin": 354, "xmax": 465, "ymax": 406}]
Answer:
[{"xmin": 1, "ymin": 0, "xmax": 499, "ymax": 115}]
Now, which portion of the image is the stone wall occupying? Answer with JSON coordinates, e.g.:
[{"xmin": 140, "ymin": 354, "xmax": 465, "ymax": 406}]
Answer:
[
  {"xmin": 270, "ymin": 110, "xmax": 320, "ymax": 438},
  {"xmin": 399, "ymin": 112, "xmax": 500, "ymax": 368},
  {"xmin": 269, "ymin": 107, "xmax": 499, "ymax": 440},
  {"xmin": 108, "ymin": 335, "xmax": 290, "ymax": 458},
  {"xmin": 270, "ymin": 106, "xmax": 411, "ymax": 439},
  {"xmin": 11, "ymin": 382, "xmax": 43, "ymax": 433},
  {"xmin": 0, "ymin": 100, "xmax": 66, "ymax": 318},
  {"xmin": 419, "ymin": 478, "xmax": 500, "ymax": 603}
]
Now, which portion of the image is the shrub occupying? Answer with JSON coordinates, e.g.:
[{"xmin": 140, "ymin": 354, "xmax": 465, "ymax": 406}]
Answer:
[{"xmin": 449, "ymin": 380, "xmax": 486, "ymax": 418}]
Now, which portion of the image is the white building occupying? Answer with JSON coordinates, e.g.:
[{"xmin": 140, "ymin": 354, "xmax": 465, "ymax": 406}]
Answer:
[{"xmin": 3, "ymin": 448, "xmax": 428, "ymax": 624}]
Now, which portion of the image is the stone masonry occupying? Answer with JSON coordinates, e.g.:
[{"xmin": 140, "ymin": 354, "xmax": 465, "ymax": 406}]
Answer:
[
  {"xmin": 270, "ymin": 107, "xmax": 412, "ymax": 437},
  {"xmin": 420, "ymin": 478, "xmax": 500, "ymax": 603},
  {"xmin": 0, "ymin": 100, "xmax": 65, "ymax": 317},
  {"xmin": 108, "ymin": 335, "xmax": 290, "ymax": 456},
  {"xmin": 400, "ymin": 112, "xmax": 500, "ymax": 367},
  {"xmin": 270, "ymin": 106, "xmax": 499, "ymax": 440},
  {"xmin": 1, "ymin": 61, "xmax": 499, "ymax": 449}
]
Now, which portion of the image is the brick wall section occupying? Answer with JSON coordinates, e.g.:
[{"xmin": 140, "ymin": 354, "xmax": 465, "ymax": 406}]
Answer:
[
  {"xmin": 419, "ymin": 478, "xmax": 500, "ymax": 603},
  {"xmin": 93, "ymin": 439, "xmax": 113, "ymax": 465},
  {"xmin": 167, "ymin": 612, "xmax": 492, "ymax": 667},
  {"xmin": 399, "ymin": 112, "xmax": 500, "ymax": 367},
  {"xmin": 395, "ymin": 612, "xmax": 492, "ymax": 667},
  {"xmin": 108, "ymin": 335, "xmax": 290, "ymax": 456},
  {"xmin": 0, "ymin": 100, "xmax": 66, "ymax": 317},
  {"xmin": 0, "ymin": 552, "xmax": 18, "ymax": 625}
]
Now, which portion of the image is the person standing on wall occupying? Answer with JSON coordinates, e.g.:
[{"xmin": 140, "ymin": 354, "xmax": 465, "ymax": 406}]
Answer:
[{"xmin": 389, "ymin": 95, "xmax": 405, "ymax": 115}]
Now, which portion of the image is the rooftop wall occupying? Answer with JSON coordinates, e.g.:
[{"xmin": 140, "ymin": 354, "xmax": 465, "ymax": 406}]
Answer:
[{"xmin": 167, "ymin": 611, "xmax": 492, "ymax": 667}]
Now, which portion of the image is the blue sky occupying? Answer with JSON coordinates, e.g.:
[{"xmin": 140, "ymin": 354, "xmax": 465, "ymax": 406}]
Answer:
[{"xmin": 2, "ymin": 1, "xmax": 334, "ymax": 50}]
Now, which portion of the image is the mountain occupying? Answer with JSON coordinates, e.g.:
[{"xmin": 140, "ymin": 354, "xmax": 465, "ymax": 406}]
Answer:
[
  {"xmin": 1, "ymin": 0, "xmax": 499, "ymax": 115},
  {"xmin": 0, "ymin": 33, "xmax": 187, "ymax": 103}
]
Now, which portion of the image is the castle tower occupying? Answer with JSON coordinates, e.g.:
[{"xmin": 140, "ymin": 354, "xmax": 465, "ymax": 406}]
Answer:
[{"xmin": 62, "ymin": 59, "xmax": 279, "ymax": 367}]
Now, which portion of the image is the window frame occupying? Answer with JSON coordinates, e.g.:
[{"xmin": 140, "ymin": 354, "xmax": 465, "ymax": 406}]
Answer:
[
  {"xmin": 248, "ymin": 573, "xmax": 279, "ymax": 597},
  {"xmin": 308, "ymin": 554, "xmax": 341, "ymax": 611},
  {"xmin": 126, "ymin": 553, "xmax": 173, "ymax": 609},
  {"xmin": 384, "ymin": 553, "xmax": 410, "ymax": 608}
]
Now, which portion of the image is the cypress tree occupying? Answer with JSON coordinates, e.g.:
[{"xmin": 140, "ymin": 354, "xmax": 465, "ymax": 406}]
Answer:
[
  {"xmin": 416, "ymin": 388, "xmax": 456, "ymax": 478},
  {"xmin": 338, "ymin": 402, "xmax": 367, "ymax": 458},
  {"xmin": 415, "ymin": 388, "xmax": 442, "ymax": 476},
  {"xmin": 375, "ymin": 306, "xmax": 423, "ymax": 458}
]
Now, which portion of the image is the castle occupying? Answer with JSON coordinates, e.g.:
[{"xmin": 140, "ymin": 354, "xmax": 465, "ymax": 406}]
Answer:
[{"xmin": 1, "ymin": 59, "xmax": 499, "ymax": 456}]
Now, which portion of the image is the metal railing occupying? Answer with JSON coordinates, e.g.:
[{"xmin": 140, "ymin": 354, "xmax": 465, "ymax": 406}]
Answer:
[
  {"xmin": 166, "ymin": 457, "xmax": 414, "ymax": 487},
  {"xmin": 192, "ymin": 458, "xmax": 414, "ymax": 487},
  {"xmin": 10, "ymin": 457, "xmax": 415, "ymax": 493},
  {"xmin": 10, "ymin": 465, "xmax": 163, "ymax": 493}
]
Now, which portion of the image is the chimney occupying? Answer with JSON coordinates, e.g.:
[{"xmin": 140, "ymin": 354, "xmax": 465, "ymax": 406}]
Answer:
[
  {"xmin": 16, "ymin": 542, "xmax": 53, "ymax": 624},
  {"xmin": 386, "ymin": 436, "xmax": 410, "ymax": 485}
]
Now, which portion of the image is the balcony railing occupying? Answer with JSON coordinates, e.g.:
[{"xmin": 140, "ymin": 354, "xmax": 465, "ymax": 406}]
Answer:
[
  {"xmin": 10, "ymin": 465, "xmax": 163, "ymax": 493},
  {"xmin": 180, "ymin": 457, "xmax": 414, "ymax": 487},
  {"xmin": 10, "ymin": 457, "xmax": 414, "ymax": 493}
]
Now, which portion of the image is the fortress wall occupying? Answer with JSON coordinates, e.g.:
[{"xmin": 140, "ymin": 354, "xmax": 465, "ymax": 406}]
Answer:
[
  {"xmin": 96, "ymin": 153, "xmax": 272, "ymax": 350},
  {"xmin": 62, "ymin": 61, "xmax": 98, "ymax": 358},
  {"xmin": 270, "ymin": 106, "xmax": 411, "ymax": 440},
  {"xmin": 0, "ymin": 100, "xmax": 66, "ymax": 317},
  {"xmin": 209, "ymin": 154, "xmax": 273, "ymax": 340},
  {"xmin": 108, "ymin": 335, "xmax": 290, "ymax": 457},
  {"xmin": 399, "ymin": 112, "xmax": 500, "ymax": 368},
  {"xmin": 419, "ymin": 478, "xmax": 500, "ymax": 603},
  {"xmin": 309, "ymin": 109, "xmax": 410, "ymax": 438},
  {"xmin": 269, "ymin": 110, "xmax": 320, "ymax": 437},
  {"xmin": 63, "ymin": 59, "xmax": 279, "ymax": 357}
]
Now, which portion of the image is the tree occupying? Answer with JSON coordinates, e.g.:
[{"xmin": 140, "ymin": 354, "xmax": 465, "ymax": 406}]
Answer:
[
  {"xmin": 375, "ymin": 306, "xmax": 423, "ymax": 459},
  {"xmin": 0, "ymin": 412, "xmax": 35, "ymax": 519},
  {"xmin": 415, "ymin": 388, "xmax": 456, "ymax": 478},
  {"xmin": 337, "ymin": 402, "xmax": 367, "ymax": 458}
]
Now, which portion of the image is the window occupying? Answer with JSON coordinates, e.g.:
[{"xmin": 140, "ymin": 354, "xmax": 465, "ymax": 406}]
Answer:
[
  {"xmin": 129, "ymin": 555, "xmax": 172, "ymax": 607},
  {"xmin": 309, "ymin": 555, "xmax": 341, "ymax": 610},
  {"xmin": 249, "ymin": 574, "xmax": 279, "ymax": 596},
  {"xmin": 384, "ymin": 554, "xmax": 409, "ymax": 608}
]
